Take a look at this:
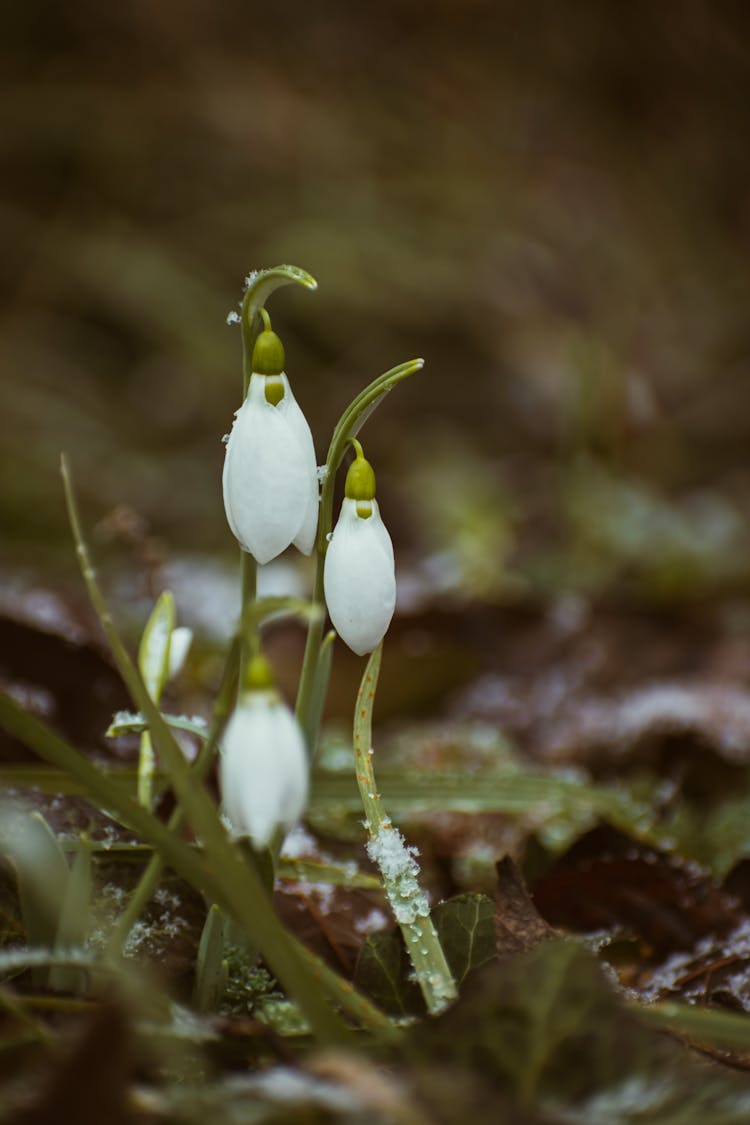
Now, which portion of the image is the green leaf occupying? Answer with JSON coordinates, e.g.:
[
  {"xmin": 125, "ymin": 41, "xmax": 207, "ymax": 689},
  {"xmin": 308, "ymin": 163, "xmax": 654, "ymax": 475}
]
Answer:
[
  {"xmin": 193, "ymin": 904, "xmax": 227, "ymax": 1013},
  {"xmin": 138, "ymin": 591, "xmax": 176, "ymax": 702},
  {"xmin": 432, "ymin": 894, "xmax": 496, "ymax": 986},
  {"xmin": 354, "ymin": 894, "xmax": 496, "ymax": 1017},
  {"xmin": 50, "ymin": 840, "xmax": 92, "ymax": 993},
  {"xmin": 277, "ymin": 857, "xmax": 381, "ymax": 890},
  {"xmin": 638, "ymin": 1000, "xmax": 750, "ymax": 1052},
  {"xmin": 302, "ymin": 628, "xmax": 335, "ymax": 753},
  {"xmin": 411, "ymin": 939, "xmax": 750, "ymax": 1121},
  {"xmin": 310, "ymin": 767, "xmax": 657, "ymax": 837},
  {"xmin": 106, "ymin": 711, "xmax": 208, "ymax": 740},
  {"xmin": 8, "ymin": 812, "xmax": 69, "ymax": 985},
  {"xmin": 353, "ymin": 931, "xmax": 422, "ymax": 1018}
]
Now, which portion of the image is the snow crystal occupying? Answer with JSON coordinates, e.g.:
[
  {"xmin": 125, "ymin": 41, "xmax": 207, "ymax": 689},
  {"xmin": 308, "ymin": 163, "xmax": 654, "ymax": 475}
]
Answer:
[
  {"xmin": 639, "ymin": 919, "xmax": 750, "ymax": 1002},
  {"xmin": 353, "ymin": 908, "xmax": 389, "ymax": 934},
  {"xmin": 225, "ymin": 310, "xmax": 241, "ymax": 325},
  {"xmin": 280, "ymin": 824, "xmax": 319, "ymax": 860},
  {"xmin": 153, "ymin": 888, "xmax": 181, "ymax": 909},
  {"xmin": 316, "ymin": 464, "xmax": 329, "ymax": 483},
  {"xmin": 366, "ymin": 825, "xmax": 430, "ymax": 924},
  {"xmin": 247, "ymin": 1068, "xmax": 364, "ymax": 1113}
]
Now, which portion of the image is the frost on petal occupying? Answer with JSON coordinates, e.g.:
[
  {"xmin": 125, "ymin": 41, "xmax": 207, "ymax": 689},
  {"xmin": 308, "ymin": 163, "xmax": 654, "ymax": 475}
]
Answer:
[
  {"xmin": 220, "ymin": 695, "xmax": 309, "ymax": 849},
  {"xmin": 276, "ymin": 375, "xmax": 319, "ymax": 556},
  {"xmin": 222, "ymin": 376, "xmax": 310, "ymax": 564},
  {"xmin": 323, "ymin": 498, "xmax": 396, "ymax": 655}
]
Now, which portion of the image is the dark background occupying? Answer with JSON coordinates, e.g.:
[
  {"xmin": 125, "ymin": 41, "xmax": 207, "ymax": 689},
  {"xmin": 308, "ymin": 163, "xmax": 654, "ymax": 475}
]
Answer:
[{"xmin": 3, "ymin": 1, "xmax": 750, "ymax": 614}]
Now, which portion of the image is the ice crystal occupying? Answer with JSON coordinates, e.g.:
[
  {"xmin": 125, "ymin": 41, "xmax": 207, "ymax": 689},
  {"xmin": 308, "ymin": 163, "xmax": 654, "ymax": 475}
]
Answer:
[
  {"xmin": 353, "ymin": 907, "xmax": 389, "ymax": 934},
  {"xmin": 366, "ymin": 825, "xmax": 430, "ymax": 924}
]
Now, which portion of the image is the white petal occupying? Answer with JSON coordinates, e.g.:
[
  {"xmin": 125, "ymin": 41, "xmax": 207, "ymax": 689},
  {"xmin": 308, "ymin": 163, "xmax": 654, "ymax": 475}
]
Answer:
[
  {"xmin": 323, "ymin": 498, "xmax": 396, "ymax": 655},
  {"xmin": 276, "ymin": 375, "xmax": 319, "ymax": 555},
  {"xmin": 222, "ymin": 376, "xmax": 309, "ymax": 564},
  {"xmin": 220, "ymin": 693, "xmax": 309, "ymax": 849}
]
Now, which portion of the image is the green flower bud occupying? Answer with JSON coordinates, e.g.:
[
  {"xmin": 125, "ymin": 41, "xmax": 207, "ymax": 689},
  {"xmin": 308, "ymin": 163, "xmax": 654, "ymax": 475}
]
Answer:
[
  {"xmin": 244, "ymin": 652, "xmax": 275, "ymax": 692},
  {"xmin": 252, "ymin": 328, "xmax": 285, "ymax": 376},
  {"xmin": 344, "ymin": 438, "xmax": 376, "ymax": 502}
]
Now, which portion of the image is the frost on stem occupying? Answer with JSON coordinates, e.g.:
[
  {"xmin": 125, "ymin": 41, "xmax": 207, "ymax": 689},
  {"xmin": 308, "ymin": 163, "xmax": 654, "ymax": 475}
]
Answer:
[{"xmin": 365, "ymin": 824, "xmax": 430, "ymax": 924}]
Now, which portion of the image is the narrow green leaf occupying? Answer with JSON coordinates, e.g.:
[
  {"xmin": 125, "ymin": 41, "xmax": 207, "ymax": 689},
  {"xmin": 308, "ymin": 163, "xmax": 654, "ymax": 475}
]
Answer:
[
  {"xmin": 0, "ymin": 690, "xmax": 394, "ymax": 1038},
  {"xmin": 60, "ymin": 456, "xmax": 354, "ymax": 1044},
  {"xmin": 138, "ymin": 591, "xmax": 176, "ymax": 701},
  {"xmin": 636, "ymin": 1000, "xmax": 750, "ymax": 1052},
  {"xmin": 9, "ymin": 813, "xmax": 69, "ymax": 986},
  {"xmin": 302, "ymin": 629, "xmax": 335, "ymax": 753},
  {"xmin": 277, "ymin": 857, "xmax": 381, "ymax": 890},
  {"xmin": 193, "ymin": 904, "xmax": 226, "ymax": 1013},
  {"xmin": 309, "ymin": 768, "xmax": 658, "ymax": 843},
  {"xmin": 50, "ymin": 840, "xmax": 92, "ymax": 993},
  {"xmin": 137, "ymin": 591, "xmax": 177, "ymax": 809},
  {"xmin": 106, "ymin": 711, "xmax": 208, "ymax": 740}
]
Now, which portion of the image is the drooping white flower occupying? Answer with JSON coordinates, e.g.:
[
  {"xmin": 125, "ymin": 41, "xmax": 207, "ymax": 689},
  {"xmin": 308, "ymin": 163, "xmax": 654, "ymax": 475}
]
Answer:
[
  {"xmin": 222, "ymin": 324, "xmax": 318, "ymax": 564},
  {"xmin": 220, "ymin": 686, "xmax": 309, "ymax": 850},
  {"xmin": 323, "ymin": 442, "xmax": 396, "ymax": 655}
]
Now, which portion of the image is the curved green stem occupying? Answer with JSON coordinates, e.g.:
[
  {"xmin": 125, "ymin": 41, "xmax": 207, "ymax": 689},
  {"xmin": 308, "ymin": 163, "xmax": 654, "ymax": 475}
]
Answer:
[
  {"xmin": 295, "ymin": 358, "xmax": 425, "ymax": 741},
  {"xmin": 239, "ymin": 265, "xmax": 317, "ymax": 395}
]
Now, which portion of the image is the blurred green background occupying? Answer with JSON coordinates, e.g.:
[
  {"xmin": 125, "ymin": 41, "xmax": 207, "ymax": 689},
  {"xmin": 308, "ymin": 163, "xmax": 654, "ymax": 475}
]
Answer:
[{"xmin": 3, "ymin": 0, "xmax": 750, "ymax": 609}]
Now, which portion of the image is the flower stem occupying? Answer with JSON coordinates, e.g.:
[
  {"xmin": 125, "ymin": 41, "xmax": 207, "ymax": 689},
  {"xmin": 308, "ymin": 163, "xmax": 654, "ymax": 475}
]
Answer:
[
  {"xmin": 295, "ymin": 358, "xmax": 425, "ymax": 747},
  {"xmin": 239, "ymin": 265, "xmax": 317, "ymax": 396},
  {"xmin": 238, "ymin": 552, "xmax": 257, "ymax": 689},
  {"xmin": 353, "ymin": 644, "xmax": 457, "ymax": 1015}
]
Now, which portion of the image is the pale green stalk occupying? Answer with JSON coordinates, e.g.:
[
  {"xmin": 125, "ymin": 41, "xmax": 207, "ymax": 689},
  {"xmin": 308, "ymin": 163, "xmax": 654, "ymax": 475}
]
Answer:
[
  {"xmin": 353, "ymin": 644, "xmax": 457, "ymax": 1015},
  {"xmin": 238, "ymin": 552, "xmax": 257, "ymax": 688}
]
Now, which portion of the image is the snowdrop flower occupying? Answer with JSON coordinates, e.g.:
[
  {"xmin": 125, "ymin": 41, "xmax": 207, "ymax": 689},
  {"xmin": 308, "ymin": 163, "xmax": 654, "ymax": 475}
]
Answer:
[
  {"xmin": 222, "ymin": 316, "xmax": 318, "ymax": 564},
  {"xmin": 220, "ymin": 656, "xmax": 309, "ymax": 849},
  {"xmin": 324, "ymin": 440, "xmax": 396, "ymax": 655}
]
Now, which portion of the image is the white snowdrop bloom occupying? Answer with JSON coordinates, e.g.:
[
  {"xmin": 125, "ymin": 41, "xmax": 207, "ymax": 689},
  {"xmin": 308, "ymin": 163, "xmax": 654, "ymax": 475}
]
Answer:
[
  {"xmin": 220, "ymin": 687, "xmax": 309, "ymax": 850},
  {"xmin": 324, "ymin": 442, "xmax": 396, "ymax": 655},
  {"xmin": 222, "ymin": 325, "xmax": 318, "ymax": 565}
]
